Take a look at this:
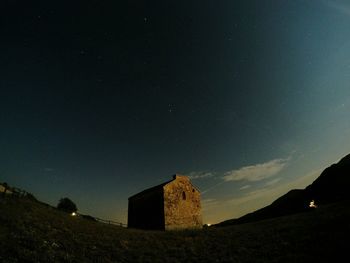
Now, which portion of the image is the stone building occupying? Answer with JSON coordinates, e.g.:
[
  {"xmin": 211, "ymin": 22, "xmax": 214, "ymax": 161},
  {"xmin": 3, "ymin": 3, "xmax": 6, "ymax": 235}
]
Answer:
[{"xmin": 128, "ymin": 174, "xmax": 202, "ymax": 230}]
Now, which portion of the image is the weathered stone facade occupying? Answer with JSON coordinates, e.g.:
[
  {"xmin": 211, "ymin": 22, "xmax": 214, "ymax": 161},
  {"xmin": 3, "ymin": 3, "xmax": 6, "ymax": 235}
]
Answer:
[
  {"xmin": 128, "ymin": 174, "xmax": 202, "ymax": 230},
  {"xmin": 163, "ymin": 175, "xmax": 202, "ymax": 230}
]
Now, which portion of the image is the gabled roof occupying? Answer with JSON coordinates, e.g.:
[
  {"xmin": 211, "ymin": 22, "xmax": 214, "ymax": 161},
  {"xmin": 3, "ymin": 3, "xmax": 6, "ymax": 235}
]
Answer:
[
  {"xmin": 128, "ymin": 174, "xmax": 200, "ymax": 200},
  {"xmin": 168, "ymin": 174, "xmax": 201, "ymax": 193},
  {"xmin": 128, "ymin": 179, "xmax": 172, "ymax": 200}
]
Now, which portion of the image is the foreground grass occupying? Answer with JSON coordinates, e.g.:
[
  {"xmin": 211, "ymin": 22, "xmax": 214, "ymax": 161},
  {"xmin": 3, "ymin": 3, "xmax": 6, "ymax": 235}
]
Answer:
[{"xmin": 0, "ymin": 196, "xmax": 349, "ymax": 262}]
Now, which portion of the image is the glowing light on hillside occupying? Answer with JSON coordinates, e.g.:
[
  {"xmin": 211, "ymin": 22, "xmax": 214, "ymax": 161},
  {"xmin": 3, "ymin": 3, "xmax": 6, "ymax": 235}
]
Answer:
[
  {"xmin": 71, "ymin": 212, "xmax": 77, "ymax": 216},
  {"xmin": 309, "ymin": 200, "xmax": 317, "ymax": 208},
  {"xmin": 207, "ymin": 223, "xmax": 211, "ymax": 227}
]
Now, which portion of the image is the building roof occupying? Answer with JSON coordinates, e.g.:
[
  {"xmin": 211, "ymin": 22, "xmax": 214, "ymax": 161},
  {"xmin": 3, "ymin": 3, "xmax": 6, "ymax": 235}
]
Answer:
[{"xmin": 128, "ymin": 174, "xmax": 200, "ymax": 200}]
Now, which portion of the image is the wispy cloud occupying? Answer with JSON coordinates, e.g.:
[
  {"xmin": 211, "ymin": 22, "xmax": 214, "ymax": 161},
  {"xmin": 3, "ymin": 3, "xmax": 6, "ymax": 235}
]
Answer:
[
  {"xmin": 223, "ymin": 158, "xmax": 289, "ymax": 182},
  {"xmin": 202, "ymin": 167, "xmax": 323, "ymax": 223},
  {"xmin": 201, "ymin": 181, "xmax": 224, "ymax": 195},
  {"xmin": 187, "ymin": 171, "xmax": 215, "ymax": 180},
  {"xmin": 226, "ymin": 169, "xmax": 321, "ymax": 215},
  {"xmin": 239, "ymin": 185, "xmax": 251, "ymax": 190},
  {"xmin": 264, "ymin": 178, "xmax": 282, "ymax": 186},
  {"xmin": 193, "ymin": 157, "xmax": 290, "ymax": 195},
  {"xmin": 44, "ymin": 168, "xmax": 54, "ymax": 172}
]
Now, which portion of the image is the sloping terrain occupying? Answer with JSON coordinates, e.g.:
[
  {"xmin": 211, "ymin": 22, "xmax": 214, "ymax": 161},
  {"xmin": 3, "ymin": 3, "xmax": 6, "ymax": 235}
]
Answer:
[
  {"xmin": 1, "ymin": 195, "xmax": 349, "ymax": 262},
  {"xmin": 219, "ymin": 154, "xmax": 350, "ymax": 226},
  {"xmin": 306, "ymin": 154, "xmax": 350, "ymax": 203}
]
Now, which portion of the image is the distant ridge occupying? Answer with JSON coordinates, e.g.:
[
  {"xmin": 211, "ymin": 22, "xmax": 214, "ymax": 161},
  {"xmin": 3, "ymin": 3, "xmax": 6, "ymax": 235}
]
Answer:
[
  {"xmin": 305, "ymin": 154, "xmax": 350, "ymax": 203},
  {"xmin": 218, "ymin": 153, "xmax": 350, "ymax": 226}
]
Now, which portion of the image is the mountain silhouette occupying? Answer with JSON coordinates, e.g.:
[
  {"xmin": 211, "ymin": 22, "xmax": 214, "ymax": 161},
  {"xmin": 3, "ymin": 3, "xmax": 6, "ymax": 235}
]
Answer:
[
  {"xmin": 218, "ymin": 153, "xmax": 350, "ymax": 226},
  {"xmin": 305, "ymin": 154, "xmax": 350, "ymax": 203}
]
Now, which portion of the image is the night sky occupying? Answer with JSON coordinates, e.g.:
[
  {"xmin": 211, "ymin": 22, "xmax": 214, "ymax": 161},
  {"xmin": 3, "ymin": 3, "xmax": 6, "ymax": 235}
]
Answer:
[{"xmin": 1, "ymin": 0, "xmax": 350, "ymax": 224}]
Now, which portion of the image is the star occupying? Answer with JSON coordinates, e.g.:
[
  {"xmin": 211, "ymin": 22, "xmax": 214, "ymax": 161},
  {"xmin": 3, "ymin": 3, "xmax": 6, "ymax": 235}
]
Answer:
[{"xmin": 168, "ymin": 104, "xmax": 175, "ymax": 113}]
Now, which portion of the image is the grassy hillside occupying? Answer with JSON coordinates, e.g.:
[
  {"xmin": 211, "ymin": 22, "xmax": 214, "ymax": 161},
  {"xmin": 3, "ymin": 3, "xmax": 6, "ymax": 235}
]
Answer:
[{"xmin": 1, "ymin": 195, "xmax": 349, "ymax": 262}]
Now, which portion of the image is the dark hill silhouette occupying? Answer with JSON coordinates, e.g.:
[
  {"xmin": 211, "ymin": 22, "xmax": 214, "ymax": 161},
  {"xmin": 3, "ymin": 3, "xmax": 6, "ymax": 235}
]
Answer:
[
  {"xmin": 218, "ymin": 153, "xmax": 350, "ymax": 226},
  {"xmin": 305, "ymin": 154, "xmax": 350, "ymax": 203}
]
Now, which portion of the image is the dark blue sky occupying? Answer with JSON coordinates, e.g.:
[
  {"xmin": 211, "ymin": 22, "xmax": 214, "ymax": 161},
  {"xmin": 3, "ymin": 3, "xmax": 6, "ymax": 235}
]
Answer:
[{"xmin": 1, "ymin": 0, "xmax": 350, "ymax": 223}]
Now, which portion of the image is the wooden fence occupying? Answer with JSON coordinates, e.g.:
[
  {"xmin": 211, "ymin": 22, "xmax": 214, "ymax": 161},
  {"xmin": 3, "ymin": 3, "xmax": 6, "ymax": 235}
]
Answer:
[
  {"xmin": 11, "ymin": 187, "xmax": 29, "ymax": 197},
  {"xmin": 1, "ymin": 182, "xmax": 127, "ymax": 227},
  {"xmin": 93, "ymin": 217, "xmax": 127, "ymax": 227},
  {"xmin": 0, "ymin": 183, "xmax": 30, "ymax": 197}
]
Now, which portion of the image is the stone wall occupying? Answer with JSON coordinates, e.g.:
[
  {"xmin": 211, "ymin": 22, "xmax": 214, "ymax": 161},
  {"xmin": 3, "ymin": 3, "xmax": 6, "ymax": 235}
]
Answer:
[{"xmin": 163, "ymin": 175, "xmax": 202, "ymax": 230}]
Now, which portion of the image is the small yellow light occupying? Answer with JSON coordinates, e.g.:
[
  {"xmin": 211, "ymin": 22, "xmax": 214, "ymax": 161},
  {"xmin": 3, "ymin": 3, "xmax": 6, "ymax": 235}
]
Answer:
[
  {"xmin": 207, "ymin": 223, "xmax": 211, "ymax": 227},
  {"xmin": 309, "ymin": 200, "xmax": 317, "ymax": 208},
  {"xmin": 71, "ymin": 212, "xmax": 77, "ymax": 216}
]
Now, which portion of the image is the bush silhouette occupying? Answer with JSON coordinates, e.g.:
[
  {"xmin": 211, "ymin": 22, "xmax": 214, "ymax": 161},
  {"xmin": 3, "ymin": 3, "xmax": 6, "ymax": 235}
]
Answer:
[{"xmin": 57, "ymin": 197, "xmax": 77, "ymax": 213}]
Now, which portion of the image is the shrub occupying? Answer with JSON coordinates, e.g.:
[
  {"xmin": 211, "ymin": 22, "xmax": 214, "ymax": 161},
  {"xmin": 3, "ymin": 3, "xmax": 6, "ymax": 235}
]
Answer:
[{"xmin": 57, "ymin": 197, "xmax": 77, "ymax": 213}]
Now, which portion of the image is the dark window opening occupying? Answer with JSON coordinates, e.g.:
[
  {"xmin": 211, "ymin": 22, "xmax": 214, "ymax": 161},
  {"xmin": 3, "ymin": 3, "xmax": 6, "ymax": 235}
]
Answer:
[{"xmin": 182, "ymin": 191, "xmax": 186, "ymax": 200}]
